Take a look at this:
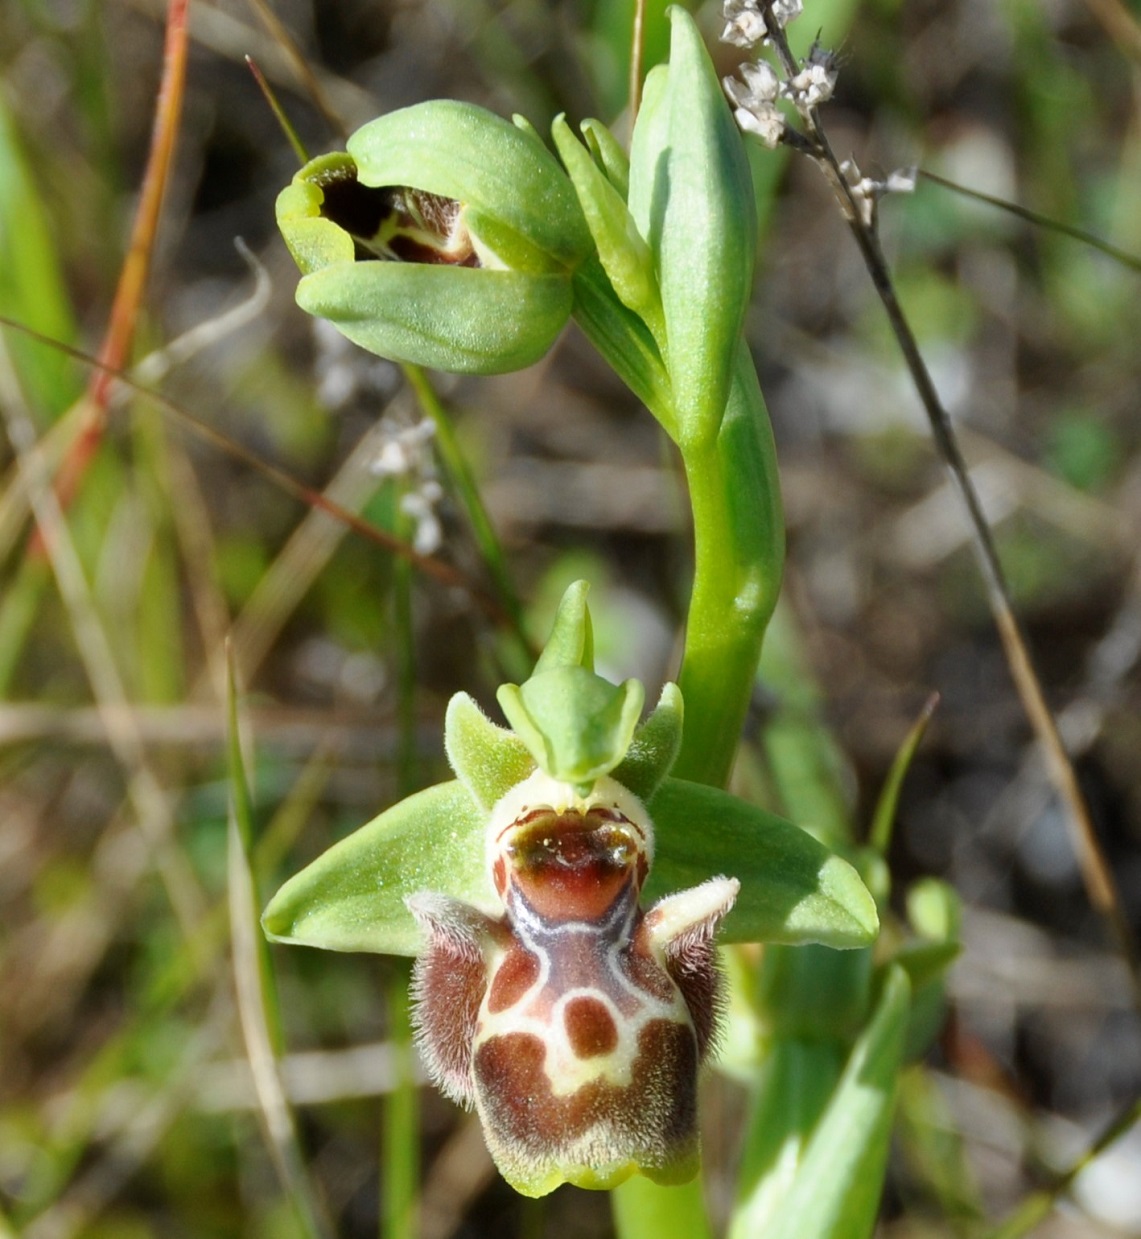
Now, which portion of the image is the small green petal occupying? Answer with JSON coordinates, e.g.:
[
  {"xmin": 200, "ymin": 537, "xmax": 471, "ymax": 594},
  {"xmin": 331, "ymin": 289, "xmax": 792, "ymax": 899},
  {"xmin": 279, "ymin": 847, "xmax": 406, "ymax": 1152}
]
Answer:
[
  {"xmin": 261, "ymin": 781, "xmax": 492, "ymax": 957},
  {"xmin": 581, "ymin": 118, "xmax": 631, "ymax": 201},
  {"xmin": 612, "ymin": 682, "xmax": 684, "ymax": 801},
  {"xmin": 645, "ymin": 779, "xmax": 880, "ymax": 948},
  {"xmin": 534, "ymin": 579, "xmax": 594, "ymax": 674},
  {"xmin": 444, "ymin": 692, "xmax": 536, "ymax": 813},
  {"xmin": 275, "ymin": 155, "xmax": 357, "ymax": 276},
  {"xmin": 498, "ymin": 667, "xmax": 645, "ymax": 788},
  {"xmin": 552, "ymin": 116, "xmax": 662, "ymax": 336},
  {"xmin": 295, "ymin": 262, "xmax": 573, "ymax": 375}
]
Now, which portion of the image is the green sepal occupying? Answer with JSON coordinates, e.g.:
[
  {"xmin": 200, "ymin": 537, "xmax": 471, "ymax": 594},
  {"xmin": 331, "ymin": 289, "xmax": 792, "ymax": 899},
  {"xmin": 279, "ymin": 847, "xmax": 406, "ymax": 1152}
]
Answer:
[
  {"xmin": 444, "ymin": 693, "xmax": 536, "ymax": 813},
  {"xmin": 552, "ymin": 115, "xmax": 663, "ymax": 338},
  {"xmin": 629, "ymin": 10, "xmax": 757, "ymax": 449},
  {"xmin": 347, "ymin": 100, "xmax": 592, "ymax": 273},
  {"xmin": 261, "ymin": 781, "xmax": 490, "ymax": 958},
  {"xmin": 498, "ymin": 667, "xmax": 645, "ymax": 788},
  {"xmin": 294, "ymin": 262, "xmax": 573, "ymax": 375},
  {"xmin": 646, "ymin": 779, "xmax": 879, "ymax": 948},
  {"xmin": 612, "ymin": 682, "xmax": 684, "ymax": 801},
  {"xmin": 261, "ymin": 770, "xmax": 879, "ymax": 959},
  {"xmin": 534, "ymin": 578, "xmax": 594, "ymax": 673}
]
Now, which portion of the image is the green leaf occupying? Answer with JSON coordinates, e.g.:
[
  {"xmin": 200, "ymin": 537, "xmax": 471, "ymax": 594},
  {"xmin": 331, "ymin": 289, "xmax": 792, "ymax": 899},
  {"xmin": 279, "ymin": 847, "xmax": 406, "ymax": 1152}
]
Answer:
[
  {"xmin": 868, "ymin": 693, "xmax": 938, "ymax": 855},
  {"xmin": 758, "ymin": 966, "xmax": 912, "ymax": 1239},
  {"xmin": 612, "ymin": 682, "xmax": 684, "ymax": 801},
  {"xmin": 347, "ymin": 100, "xmax": 591, "ymax": 273},
  {"xmin": 294, "ymin": 262, "xmax": 573, "ymax": 375},
  {"xmin": 628, "ymin": 65, "xmax": 670, "ymax": 245},
  {"xmin": 444, "ymin": 692, "xmax": 536, "ymax": 813},
  {"xmin": 730, "ymin": 1039, "xmax": 848, "ymax": 1239},
  {"xmin": 261, "ymin": 781, "xmax": 491, "ymax": 957},
  {"xmin": 0, "ymin": 96, "xmax": 80, "ymax": 417},
  {"xmin": 646, "ymin": 780, "xmax": 879, "ymax": 948},
  {"xmin": 497, "ymin": 666, "xmax": 645, "ymax": 787}
]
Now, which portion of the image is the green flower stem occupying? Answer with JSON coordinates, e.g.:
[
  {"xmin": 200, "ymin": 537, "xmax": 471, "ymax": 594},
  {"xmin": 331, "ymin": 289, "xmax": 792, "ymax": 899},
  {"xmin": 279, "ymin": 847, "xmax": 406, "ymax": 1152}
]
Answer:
[
  {"xmin": 673, "ymin": 343, "xmax": 784, "ymax": 789},
  {"xmin": 612, "ymin": 343, "xmax": 782, "ymax": 1239}
]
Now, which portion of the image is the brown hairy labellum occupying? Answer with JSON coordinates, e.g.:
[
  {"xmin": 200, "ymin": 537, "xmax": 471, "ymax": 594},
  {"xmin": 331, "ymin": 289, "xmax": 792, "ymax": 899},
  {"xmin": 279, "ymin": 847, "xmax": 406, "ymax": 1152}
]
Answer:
[{"xmin": 406, "ymin": 769, "xmax": 738, "ymax": 1197}]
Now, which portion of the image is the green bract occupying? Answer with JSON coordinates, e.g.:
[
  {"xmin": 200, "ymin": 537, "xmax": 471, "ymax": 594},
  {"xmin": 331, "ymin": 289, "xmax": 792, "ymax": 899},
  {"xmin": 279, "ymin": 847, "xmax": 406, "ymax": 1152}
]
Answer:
[
  {"xmin": 263, "ymin": 583, "xmax": 879, "ymax": 958},
  {"xmin": 276, "ymin": 102, "xmax": 592, "ymax": 375}
]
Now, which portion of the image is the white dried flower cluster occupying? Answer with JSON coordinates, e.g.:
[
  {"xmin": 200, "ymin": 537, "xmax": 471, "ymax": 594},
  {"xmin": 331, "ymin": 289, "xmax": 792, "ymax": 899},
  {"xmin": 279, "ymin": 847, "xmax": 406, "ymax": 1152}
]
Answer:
[
  {"xmin": 785, "ymin": 44, "xmax": 839, "ymax": 109},
  {"xmin": 721, "ymin": 0, "xmax": 768, "ymax": 47},
  {"xmin": 372, "ymin": 419, "xmax": 446, "ymax": 555},
  {"xmin": 400, "ymin": 480, "xmax": 445, "ymax": 555},
  {"xmin": 313, "ymin": 318, "xmax": 399, "ymax": 411},
  {"xmin": 721, "ymin": 0, "xmax": 803, "ymax": 48},
  {"xmin": 723, "ymin": 43, "xmax": 839, "ymax": 147},
  {"xmin": 839, "ymin": 159, "xmax": 918, "ymax": 227},
  {"xmin": 723, "ymin": 61, "xmax": 785, "ymax": 148}
]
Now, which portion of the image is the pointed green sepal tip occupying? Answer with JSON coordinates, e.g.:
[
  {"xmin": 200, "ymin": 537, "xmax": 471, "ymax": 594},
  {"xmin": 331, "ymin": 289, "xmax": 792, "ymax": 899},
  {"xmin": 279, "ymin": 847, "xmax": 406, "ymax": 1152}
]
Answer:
[
  {"xmin": 260, "ymin": 781, "xmax": 493, "ymax": 957},
  {"xmin": 498, "ymin": 667, "xmax": 645, "ymax": 787}
]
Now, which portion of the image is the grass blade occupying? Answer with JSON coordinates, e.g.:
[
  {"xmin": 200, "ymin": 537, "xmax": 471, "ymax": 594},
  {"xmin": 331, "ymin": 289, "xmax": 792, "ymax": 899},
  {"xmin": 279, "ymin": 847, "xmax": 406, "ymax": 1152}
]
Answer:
[{"xmin": 226, "ymin": 648, "xmax": 333, "ymax": 1239}]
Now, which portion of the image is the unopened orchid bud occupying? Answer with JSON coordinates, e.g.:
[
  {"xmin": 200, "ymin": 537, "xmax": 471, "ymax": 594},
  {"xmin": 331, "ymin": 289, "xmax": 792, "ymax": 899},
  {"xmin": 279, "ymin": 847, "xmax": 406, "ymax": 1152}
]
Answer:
[
  {"xmin": 276, "ymin": 102, "xmax": 593, "ymax": 375},
  {"xmin": 628, "ymin": 9, "xmax": 757, "ymax": 449}
]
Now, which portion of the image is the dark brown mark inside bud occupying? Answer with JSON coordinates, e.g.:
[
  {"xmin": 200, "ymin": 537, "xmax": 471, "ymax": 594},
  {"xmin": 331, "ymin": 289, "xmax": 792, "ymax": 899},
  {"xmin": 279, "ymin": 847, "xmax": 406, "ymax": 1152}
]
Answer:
[
  {"xmin": 314, "ymin": 163, "xmax": 478, "ymax": 266},
  {"xmin": 563, "ymin": 995, "xmax": 619, "ymax": 1058}
]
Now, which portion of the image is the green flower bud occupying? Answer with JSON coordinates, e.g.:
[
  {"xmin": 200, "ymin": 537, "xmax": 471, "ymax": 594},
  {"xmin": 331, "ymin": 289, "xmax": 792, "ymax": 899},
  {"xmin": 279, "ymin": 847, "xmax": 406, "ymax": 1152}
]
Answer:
[
  {"xmin": 628, "ymin": 9, "xmax": 758, "ymax": 449},
  {"xmin": 276, "ymin": 102, "xmax": 593, "ymax": 375}
]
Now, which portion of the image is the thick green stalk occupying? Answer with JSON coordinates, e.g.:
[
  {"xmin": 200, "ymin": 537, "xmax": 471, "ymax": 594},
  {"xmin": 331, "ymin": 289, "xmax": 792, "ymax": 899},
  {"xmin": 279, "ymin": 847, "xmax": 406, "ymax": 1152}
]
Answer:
[
  {"xmin": 612, "ymin": 345, "xmax": 781, "ymax": 1239},
  {"xmin": 673, "ymin": 344, "xmax": 784, "ymax": 787}
]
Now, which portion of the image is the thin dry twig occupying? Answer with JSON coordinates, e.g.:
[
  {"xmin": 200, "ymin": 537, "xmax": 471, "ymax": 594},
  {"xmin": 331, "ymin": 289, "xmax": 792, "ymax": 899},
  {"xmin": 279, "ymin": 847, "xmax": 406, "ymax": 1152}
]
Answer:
[
  {"xmin": 42, "ymin": 0, "xmax": 189, "ymax": 532},
  {"xmin": 758, "ymin": 0, "xmax": 1141, "ymax": 1013}
]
